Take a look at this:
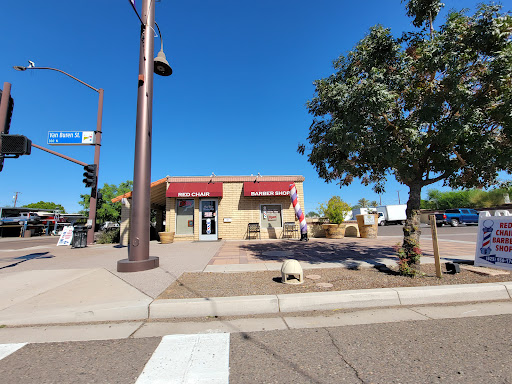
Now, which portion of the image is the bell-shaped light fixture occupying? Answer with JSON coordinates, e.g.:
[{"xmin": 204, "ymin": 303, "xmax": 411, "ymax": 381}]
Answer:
[
  {"xmin": 154, "ymin": 50, "xmax": 172, "ymax": 76},
  {"xmin": 153, "ymin": 22, "xmax": 172, "ymax": 76}
]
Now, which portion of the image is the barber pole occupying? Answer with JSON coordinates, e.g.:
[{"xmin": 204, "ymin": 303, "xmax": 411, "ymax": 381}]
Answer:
[{"xmin": 289, "ymin": 183, "xmax": 308, "ymax": 241}]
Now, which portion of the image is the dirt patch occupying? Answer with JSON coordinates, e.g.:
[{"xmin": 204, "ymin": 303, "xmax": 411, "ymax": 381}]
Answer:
[{"xmin": 156, "ymin": 264, "xmax": 511, "ymax": 300}]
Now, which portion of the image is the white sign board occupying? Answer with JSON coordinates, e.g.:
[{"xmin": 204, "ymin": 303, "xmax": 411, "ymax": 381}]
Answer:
[
  {"xmin": 57, "ymin": 226, "xmax": 74, "ymax": 246},
  {"xmin": 363, "ymin": 214, "xmax": 375, "ymax": 225},
  {"xmin": 475, "ymin": 216, "xmax": 512, "ymax": 270}
]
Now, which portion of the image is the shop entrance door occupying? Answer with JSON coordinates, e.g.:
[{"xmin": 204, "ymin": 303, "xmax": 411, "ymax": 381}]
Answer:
[{"xmin": 199, "ymin": 199, "xmax": 218, "ymax": 241}]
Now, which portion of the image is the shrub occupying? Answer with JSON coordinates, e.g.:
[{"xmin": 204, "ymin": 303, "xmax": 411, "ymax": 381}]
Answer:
[
  {"xmin": 319, "ymin": 196, "xmax": 351, "ymax": 224},
  {"xmin": 96, "ymin": 228, "xmax": 120, "ymax": 244}
]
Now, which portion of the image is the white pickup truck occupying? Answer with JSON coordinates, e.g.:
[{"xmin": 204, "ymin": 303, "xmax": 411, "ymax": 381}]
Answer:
[{"xmin": 0, "ymin": 212, "xmax": 42, "ymax": 226}]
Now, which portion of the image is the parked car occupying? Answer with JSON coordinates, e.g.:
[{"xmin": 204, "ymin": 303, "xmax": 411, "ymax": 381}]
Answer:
[
  {"xmin": 0, "ymin": 212, "xmax": 42, "ymax": 226},
  {"xmin": 435, "ymin": 208, "xmax": 479, "ymax": 227}
]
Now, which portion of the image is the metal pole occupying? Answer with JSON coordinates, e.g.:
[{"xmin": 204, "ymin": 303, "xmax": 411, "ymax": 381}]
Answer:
[
  {"xmin": 87, "ymin": 88, "xmax": 104, "ymax": 244},
  {"xmin": 0, "ymin": 82, "xmax": 11, "ymax": 168},
  {"xmin": 12, "ymin": 68, "xmax": 102, "ymax": 245},
  {"xmin": 117, "ymin": 0, "xmax": 159, "ymax": 272},
  {"xmin": 32, "ymin": 143, "xmax": 87, "ymax": 166}
]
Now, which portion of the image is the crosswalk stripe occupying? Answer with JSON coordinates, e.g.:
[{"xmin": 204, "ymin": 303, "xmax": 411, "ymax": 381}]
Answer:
[
  {"xmin": 0, "ymin": 343, "xmax": 27, "ymax": 361},
  {"xmin": 136, "ymin": 333, "xmax": 230, "ymax": 384}
]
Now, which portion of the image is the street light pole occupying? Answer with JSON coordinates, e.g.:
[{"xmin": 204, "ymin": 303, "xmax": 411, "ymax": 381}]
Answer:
[
  {"xmin": 117, "ymin": 0, "xmax": 159, "ymax": 272},
  {"xmin": 13, "ymin": 66, "xmax": 103, "ymax": 245}
]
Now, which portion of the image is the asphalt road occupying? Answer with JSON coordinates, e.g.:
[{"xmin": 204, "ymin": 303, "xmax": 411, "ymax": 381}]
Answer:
[
  {"xmin": 0, "ymin": 314, "xmax": 510, "ymax": 383},
  {"xmin": 0, "ymin": 224, "xmax": 478, "ymax": 250}
]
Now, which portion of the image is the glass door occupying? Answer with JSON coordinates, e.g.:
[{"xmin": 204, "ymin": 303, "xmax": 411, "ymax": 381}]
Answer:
[{"xmin": 199, "ymin": 199, "xmax": 218, "ymax": 241}]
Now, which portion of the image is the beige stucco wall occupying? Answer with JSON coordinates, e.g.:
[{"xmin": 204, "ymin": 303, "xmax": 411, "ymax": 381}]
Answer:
[{"xmin": 120, "ymin": 198, "xmax": 131, "ymax": 246}]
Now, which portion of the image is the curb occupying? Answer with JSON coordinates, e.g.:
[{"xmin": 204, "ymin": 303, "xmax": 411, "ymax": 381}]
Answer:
[{"xmin": 148, "ymin": 282, "xmax": 512, "ymax": 319}]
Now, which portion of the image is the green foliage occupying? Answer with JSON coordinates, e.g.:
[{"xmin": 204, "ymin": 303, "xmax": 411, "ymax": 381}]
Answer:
[
  {"xmin": 299, "ymin": 2, "xmax": 512, "ymax": 275},
  {"xmin": 96, "ymin": 228, "xmax": 120, "ymax": 244},
  {"xmin": 351, "ymin": 198, "xmax": 379, "ymax": 209},
  {"xmin": 402, "ymin": 0, "xmax": 444, "ymax": 29},
  {"xmin": 422, "ymin": 187, "xmax": 512, "ymax": 209},
  {"xmin": 79, "ymin": 180, "xmax": 133, "ymax": 224},
  {"xmin": 319, "ymin": 196, "xmax": 351, "ymax": 224},
  {"xmin": 23, "ymin": 201, "xmax": 66, "ymax": 213},
  {"xmin": 306, "ymin": 211, "xmax": 320, "ymax": 218}
]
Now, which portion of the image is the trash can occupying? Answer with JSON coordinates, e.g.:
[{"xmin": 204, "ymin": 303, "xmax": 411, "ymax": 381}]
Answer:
[{"xmin": 72, "ymin": 226, "xmax": 88, "ymax": 248}]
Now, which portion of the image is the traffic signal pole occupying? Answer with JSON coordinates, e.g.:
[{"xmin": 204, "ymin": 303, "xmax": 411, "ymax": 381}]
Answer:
[
  {"xmin": 87, "ymin": 88, "xmax": 103, "ymax": 244},
  {"xmin": 0, "ymin": 82, "xmax": 11, "ymax": 170},
  {"xmin": 12, "ymin": 67, "xmax": 103, "ymax": 245}
]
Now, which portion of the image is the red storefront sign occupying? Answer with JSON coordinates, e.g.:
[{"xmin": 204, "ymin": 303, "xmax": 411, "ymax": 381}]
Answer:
[
  {"xmin": 166, "ymin": 182, "xmax": 223, "ymax": 198},
  {"xmin": 243, "ymin": 182, "xmax": 291, "ymax": 197}
]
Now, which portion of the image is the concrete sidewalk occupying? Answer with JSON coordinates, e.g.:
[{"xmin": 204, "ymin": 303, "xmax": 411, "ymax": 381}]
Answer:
[{"xmin": 0, "ymin": 237, "xmax": 509, "ymax": 328}]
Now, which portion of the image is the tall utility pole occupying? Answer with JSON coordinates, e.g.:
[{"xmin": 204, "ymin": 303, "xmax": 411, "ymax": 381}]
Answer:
[
  {"xmin": 117, "ymin": 0, "xmax": 159, "ymax": 272},
  {"xmin": 13, "ymin": 192, "xmax": 21, "ymax": 207}
]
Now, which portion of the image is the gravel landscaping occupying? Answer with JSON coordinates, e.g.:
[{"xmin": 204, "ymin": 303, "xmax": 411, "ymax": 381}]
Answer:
[{"xmin": 157, "ymin": 264, "xmax": 512, "ymax": 300}]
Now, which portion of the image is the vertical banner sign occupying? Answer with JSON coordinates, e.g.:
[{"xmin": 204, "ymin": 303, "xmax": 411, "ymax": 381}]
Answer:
[
  {"xmin": 289, "ymin": 183, "xmax": 307, "ymax": 235},
  {"xmin": 475, "ymin": 216, "xmax": 512, "ymax": 270}
]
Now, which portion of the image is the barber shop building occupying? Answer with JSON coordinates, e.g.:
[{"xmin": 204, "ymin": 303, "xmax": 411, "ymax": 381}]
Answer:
[{"xmin": 113, "ymin": 175, "xmax": 305, "ymax": 243}]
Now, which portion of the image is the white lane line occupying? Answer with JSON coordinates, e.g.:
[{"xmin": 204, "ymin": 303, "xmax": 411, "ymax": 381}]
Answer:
[
  {"xmin": 136, "ymin": 333, "xmax": 230, "ymax": 384},
  {"xmin": 0, "ymin": 343, "xmax": 27, "ymax": 360}
]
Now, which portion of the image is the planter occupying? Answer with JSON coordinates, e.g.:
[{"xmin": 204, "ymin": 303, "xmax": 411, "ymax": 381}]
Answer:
[
  {"xmin": 158, "ymin": 231, "xmax": 175, "ymax": 244},
  {"xmin": 322, "ymin": 224, "xmax": 346, "ymax": 239},
  {"xmin": 356, "ymin": 214, "xmax": 378, "ymax": 238}
]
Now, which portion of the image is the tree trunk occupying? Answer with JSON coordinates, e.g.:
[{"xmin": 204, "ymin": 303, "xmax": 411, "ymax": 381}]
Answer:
[{"xmin": 400, "ymin": 182, "xmax": 422, "ymax": 275}]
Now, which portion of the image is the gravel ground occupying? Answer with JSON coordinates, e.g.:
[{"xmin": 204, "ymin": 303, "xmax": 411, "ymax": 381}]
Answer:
[{"xmin": 156, "ymin": 264, "xmax": 512, "ymax": 300}]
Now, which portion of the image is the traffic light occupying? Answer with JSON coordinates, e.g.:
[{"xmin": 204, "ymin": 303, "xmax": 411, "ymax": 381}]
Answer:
[
  {"xmin": 83, "ymin": 164, "xmax": 97, "ymax": 189},
  {"xmin": 0, "ymin": 89, "xmax": 14, "ymax": 134},
  {"xmin": 1, "ymin": 134, "xmax": 32, "ymax": 156}
]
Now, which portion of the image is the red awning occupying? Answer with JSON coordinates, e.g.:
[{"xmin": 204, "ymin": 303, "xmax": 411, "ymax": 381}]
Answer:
[
  {"xmin": 243, "ymin": 181, "xmax": 292, "ymax": 197},
  {"xmin": 166, "ymin": 182, "xmax": 223, "ymax": 198}
]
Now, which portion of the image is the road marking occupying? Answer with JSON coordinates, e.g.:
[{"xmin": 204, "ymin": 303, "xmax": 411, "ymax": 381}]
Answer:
[
  {"xmin": 0, "ymin": 343, "xmax": 27, "ymax": 360},
  {"xmin": 136, "ymin": 333, "xmax": 230, "ymax": 384}
]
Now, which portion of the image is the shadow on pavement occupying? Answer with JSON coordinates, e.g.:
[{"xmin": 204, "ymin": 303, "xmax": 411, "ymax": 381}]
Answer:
[
  {"xmin": 0, "ymin": 252, "xmax": 54, "ymax": 270},
  {"xmin": 238, "ymin": 240, "xmax": 398, "ymax": 266}
]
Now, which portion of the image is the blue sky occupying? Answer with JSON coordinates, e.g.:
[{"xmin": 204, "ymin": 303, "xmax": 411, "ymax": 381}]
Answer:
[{"xmin": 0, "ymin": 0, "xmax": 508, "ymax": 214}]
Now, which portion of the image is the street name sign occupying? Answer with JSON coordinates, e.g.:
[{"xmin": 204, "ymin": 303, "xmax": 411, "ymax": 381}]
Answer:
[{"xmin": 47, "ymin": 131, "xmax": 95, "ymax": 145}]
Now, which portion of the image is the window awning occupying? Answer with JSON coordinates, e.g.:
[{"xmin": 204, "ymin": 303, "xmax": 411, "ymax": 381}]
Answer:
[
  {"xmin": 166, "ymin": 182, "xmax": 223, "ymax": 198},
  {"xmin": 243, "ymin": 181, "xmax": 292, "ymax": 197}
]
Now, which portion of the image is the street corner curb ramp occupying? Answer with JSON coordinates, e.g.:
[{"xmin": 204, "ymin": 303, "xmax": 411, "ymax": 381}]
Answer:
[
  {"xmin": 0, "ymin": 269, "xmax": 153, "ymax": 326},
  {"xmin": 149, "ymin": 282, "xmax": 512, "ymax": 319}
]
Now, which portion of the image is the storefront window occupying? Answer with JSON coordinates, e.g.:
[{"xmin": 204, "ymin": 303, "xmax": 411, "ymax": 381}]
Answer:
[
  {"xmin": 176, "ymin": 199, "xmax": 194, "ymax": 235},
  {"xmin": 260, "ymin": 204, "xmax": 282, "ymax": 228}
]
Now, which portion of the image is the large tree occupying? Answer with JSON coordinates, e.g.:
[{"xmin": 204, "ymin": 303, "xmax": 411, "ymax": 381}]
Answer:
[
  {"xmin": 79, "ymin": 180, "xmax": 133, "ymax": 224},
  {"xmin": 23, "ymin": 201, "xmax": 66, "ymax": 213},
  {"xmin": 299, "ymin": 2, "xmax": 512, "ymax": 275}
]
